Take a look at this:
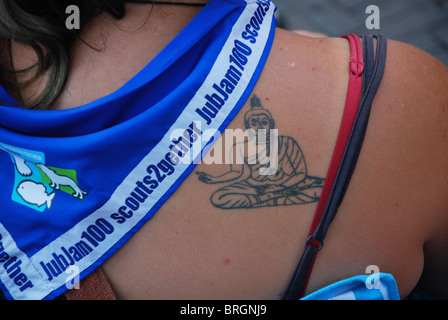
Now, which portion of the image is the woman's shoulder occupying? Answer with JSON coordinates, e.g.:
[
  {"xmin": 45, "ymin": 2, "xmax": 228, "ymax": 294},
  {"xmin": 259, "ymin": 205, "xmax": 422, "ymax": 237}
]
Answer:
[
  {"xmin": 267, "ymin": 29, "xmax": 448, "ymax": 189},
  {"xmin": 265, "ymin": 29, "xmax": 448, "ymax": 298}
]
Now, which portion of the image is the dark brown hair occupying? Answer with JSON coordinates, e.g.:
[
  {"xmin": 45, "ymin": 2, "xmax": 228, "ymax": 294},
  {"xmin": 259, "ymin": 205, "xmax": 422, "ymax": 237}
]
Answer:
[{"xmin": 0, "ymin": 0, "xmax": 131, "ymax": 109}]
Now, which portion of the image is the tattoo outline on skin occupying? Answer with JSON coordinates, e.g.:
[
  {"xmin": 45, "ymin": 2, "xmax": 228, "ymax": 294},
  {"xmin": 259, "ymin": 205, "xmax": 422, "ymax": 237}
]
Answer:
[{"xmin": 196, "ymin": 94, "xmax": 325, "ymax": 209}]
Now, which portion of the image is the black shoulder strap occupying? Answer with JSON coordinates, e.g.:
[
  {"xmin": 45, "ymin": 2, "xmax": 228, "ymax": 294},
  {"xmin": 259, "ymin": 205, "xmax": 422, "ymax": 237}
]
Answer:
[{"xmin": 282, "ymin": 34, "xmax": 388, "ymax": 300}]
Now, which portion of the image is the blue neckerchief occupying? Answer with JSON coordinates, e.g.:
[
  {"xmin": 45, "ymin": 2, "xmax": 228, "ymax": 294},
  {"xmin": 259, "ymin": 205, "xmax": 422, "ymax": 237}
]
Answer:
[
  {"xmin": 0, "ymin": 0, "xmax": 277, "ymax": 300},
  {"xmin": 301, "ymin": 273, "xmax": 400, "ymax": 300}
]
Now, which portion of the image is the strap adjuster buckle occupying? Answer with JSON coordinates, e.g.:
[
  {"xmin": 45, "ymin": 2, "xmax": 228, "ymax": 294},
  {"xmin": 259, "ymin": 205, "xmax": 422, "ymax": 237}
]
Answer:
[
  {"xmin": 306, "ymin": 236, "xmax": 323, "ymax": 251},
  {"xmin": 350, "ymin": 59, "xmax": 365, "ymax": 77}
]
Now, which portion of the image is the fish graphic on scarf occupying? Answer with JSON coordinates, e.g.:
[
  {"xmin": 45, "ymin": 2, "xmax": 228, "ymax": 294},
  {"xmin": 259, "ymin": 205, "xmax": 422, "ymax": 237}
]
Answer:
[{"xmin": 1, "ymin": 143, "xmax": 87, "ymax": 212}]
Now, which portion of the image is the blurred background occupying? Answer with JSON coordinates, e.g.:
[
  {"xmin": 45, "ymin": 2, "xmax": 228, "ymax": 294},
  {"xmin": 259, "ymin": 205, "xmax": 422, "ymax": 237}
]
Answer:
[{"xmin": 274, "ymin": 0, "xmax": 448, "ymax": 66}]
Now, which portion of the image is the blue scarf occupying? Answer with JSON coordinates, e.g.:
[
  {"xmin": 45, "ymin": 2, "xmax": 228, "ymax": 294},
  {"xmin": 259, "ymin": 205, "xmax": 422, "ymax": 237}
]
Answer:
[{"xmin": 0, "ymin": 0, "xmax": 276, "ymax": 300}]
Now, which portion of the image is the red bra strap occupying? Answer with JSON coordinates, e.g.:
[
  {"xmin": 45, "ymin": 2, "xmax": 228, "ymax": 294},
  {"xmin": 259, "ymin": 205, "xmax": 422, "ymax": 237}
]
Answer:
[
  {"xmin": 300, "ymin": 33, "xmax": 364, "ymax": 297},
  {"xmin": 307, "ymin": 34, "xmax": 364, "ymax": 244}
]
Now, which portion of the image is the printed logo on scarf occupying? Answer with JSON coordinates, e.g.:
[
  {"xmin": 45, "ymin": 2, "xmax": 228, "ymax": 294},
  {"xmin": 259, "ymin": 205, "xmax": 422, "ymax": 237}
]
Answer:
[{"xmin": 0, "ymin": 143, "xmax": 87, "ymax": 212}]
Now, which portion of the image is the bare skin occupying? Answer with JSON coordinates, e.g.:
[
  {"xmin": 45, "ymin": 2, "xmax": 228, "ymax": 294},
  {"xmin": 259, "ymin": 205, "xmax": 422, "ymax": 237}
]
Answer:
[{"xmin": 10, "ymin": 1, "xmax": 448, "ymax": 299}]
